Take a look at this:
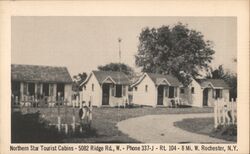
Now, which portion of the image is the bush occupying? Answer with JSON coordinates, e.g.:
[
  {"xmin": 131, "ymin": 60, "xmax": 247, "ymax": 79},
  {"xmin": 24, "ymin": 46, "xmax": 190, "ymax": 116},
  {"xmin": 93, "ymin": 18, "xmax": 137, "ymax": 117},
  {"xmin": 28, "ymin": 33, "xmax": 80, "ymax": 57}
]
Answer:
[
  {"xmin": 211, "ymin": 124, "xmax": 237, "ymax": 142},
  {"xmin": 125, "ymin": 103, "xmax": 142, "ymax": 108},
  {"xmin": 11, "ymin": 111, "xmax": 63, "ymax": 143}
]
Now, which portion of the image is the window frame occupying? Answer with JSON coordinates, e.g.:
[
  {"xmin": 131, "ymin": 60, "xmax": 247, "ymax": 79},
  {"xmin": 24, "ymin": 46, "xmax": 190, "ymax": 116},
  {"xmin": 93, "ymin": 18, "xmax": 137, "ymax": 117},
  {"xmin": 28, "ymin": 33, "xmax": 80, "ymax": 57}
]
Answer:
[
  {"xmin": 215, "ymin": 89, "xmax": 223, "ymax": 99},
  {"xmin": 180, "ymin": 88, "xmax": 185, "ymax": 94},
  {"xmin": 168, "ymin": 86, "xmax": 175, "ymax": 98},
  {"xmin": 115, "ymin": 85, "xmax": 122, "ymax": 98},
  {"xmin": 92, "ymin": 84, "xmax": 94, "ymax": 91},
  {"xmin": 191, "ymin": 87, "xmax": 195, "ymax": 94},
  {"xmin": 134, "ymin": 87, "xmax": 138, "ymax": 91}
]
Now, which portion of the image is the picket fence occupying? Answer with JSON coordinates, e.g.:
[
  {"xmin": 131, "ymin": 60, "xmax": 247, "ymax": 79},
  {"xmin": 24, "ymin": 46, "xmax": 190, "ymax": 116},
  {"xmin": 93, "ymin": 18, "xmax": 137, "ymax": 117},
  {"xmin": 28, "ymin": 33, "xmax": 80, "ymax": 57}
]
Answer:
[
  {"xmin": 12, "ymin": 94, "xmax": 92, "ymax": 135},
  {"xmin": 214, "ymin": 98, "xmax": 237, "ymax": 128}
]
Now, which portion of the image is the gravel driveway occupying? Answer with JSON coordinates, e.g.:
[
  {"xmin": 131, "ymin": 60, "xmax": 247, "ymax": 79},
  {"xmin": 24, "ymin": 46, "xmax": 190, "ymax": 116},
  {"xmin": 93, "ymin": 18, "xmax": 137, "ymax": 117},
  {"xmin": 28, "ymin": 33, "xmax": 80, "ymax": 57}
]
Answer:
[{"xmin": 117, "ymin": 113, "xmax": 229, "ymax": 143}]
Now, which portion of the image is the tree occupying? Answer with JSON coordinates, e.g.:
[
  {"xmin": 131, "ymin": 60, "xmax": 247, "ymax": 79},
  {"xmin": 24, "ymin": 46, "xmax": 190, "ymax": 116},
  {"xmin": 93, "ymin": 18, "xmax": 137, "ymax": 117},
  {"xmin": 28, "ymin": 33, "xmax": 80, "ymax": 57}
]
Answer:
[
  {"xmin": 135, "ymin": 23, "xmax": 215, "ymax": 86},
  {"xmin": 98, "ymin": 62, "xmax": 135, "ymax": 77},
  {"xmin": 206, "ymin": 65, "xmax": 225, "ymax": 79},
  {"xmin": 72, "ymin": 72, "xmax": 87, "ymax": 92}
]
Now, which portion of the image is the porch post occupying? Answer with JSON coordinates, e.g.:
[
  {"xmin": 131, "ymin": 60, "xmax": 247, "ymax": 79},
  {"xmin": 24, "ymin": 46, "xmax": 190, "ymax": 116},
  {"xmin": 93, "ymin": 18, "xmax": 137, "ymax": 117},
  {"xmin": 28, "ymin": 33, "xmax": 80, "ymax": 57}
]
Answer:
[
  {"xmin": 154, "ymin": 85, "xmax": 158, "ymax": 107},
  {"xmin": 163, "ymin": 86, "xmax": 165, "ymax": 106},
  {"xmin": 100, "ymin": 84, "xmax": 103, "ymax": 107},
  {"xmin": 20, "ymin": 82, "xmax": 24, "ymax": 101},
  {"xmin": 34, "ymin": 83, "xmax": 37, "ymax": 94},
  {"xmin": 53, "ymin": 84, "xmax": 57, "ymax": 101},
  {"xmin": 40, "ymin": 83, "xmax": 43, "ymax": 95},
  {"xmin": 176, "ymin": 87, "xmax": 179, "ymax": 105}
]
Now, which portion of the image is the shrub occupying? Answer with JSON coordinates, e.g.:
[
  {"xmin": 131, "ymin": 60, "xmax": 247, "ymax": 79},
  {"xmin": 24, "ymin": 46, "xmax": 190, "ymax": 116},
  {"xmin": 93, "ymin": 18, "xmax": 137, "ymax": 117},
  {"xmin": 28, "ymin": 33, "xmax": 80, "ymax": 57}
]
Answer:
[
  {"xmin": 11, "ymin": 111, "xmax": 63, "ymax": 143},
  {"xmin": 211, "ymin": 124, "xmax": 237, "ymax": 142}
]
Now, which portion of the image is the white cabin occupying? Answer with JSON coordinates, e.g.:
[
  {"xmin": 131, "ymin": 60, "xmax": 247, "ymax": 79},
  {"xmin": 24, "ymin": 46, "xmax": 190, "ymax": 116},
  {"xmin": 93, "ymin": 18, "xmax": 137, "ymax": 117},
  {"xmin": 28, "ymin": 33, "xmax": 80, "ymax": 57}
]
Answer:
[
  {"xmin": 131, "ymin": 73, "xmax": 182, "ymax": 107},
  {"xmin": 180, "ymin": 79, "xmax": 230, "ymax": 107},
  {"xmin": 80, "ymin": 71, "xmax": 130, "ymax": 107}
]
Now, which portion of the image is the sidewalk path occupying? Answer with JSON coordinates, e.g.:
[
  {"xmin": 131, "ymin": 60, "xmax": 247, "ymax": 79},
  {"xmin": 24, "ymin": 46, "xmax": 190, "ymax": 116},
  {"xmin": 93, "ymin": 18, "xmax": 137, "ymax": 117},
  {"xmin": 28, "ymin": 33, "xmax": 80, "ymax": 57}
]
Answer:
[{"xmin": 117, "ymin": 113, "xmax": 229, "ymax": 143}]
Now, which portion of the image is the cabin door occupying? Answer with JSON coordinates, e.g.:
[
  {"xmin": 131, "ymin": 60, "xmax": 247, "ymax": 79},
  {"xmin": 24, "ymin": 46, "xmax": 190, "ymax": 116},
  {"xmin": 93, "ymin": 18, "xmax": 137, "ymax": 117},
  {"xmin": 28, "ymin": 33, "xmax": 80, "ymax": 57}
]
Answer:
[
  {"xmin": 157, "ymin": 85, "xmax": 164, "ymax": 105},
  {"xmin": 102, "ymin": 84, "xmax": 110, "ymax": 105},
  {"xmin": 203, "ymin": 88, "xmax": 208, "ymax": 106}
]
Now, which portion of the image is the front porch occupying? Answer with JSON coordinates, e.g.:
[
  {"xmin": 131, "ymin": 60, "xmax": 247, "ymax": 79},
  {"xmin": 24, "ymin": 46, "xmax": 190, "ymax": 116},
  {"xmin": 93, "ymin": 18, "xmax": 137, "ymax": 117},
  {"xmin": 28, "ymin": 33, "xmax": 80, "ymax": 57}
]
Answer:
[
  {"xmin": 156, "ymin": 84, "xmax": 181, "ymax": 107},
  {"xmin": 11, "ymin": 81, "xmax": 70, "ymax": 107},
  {"xmin": 202, "ymin": 87, "xmax": 228, "ymax": 107},
  {"xmin": 101, "ymin": 82, "xmax": 128, "ymax": 107}
]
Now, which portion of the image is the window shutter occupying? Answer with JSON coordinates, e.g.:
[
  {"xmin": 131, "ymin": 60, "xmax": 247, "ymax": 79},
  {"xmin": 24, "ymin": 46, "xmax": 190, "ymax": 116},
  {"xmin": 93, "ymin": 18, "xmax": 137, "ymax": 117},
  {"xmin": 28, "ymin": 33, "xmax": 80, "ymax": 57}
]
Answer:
[{"xmin": 220, "ymin": 90, "xmax": 223, "ymax": 98}]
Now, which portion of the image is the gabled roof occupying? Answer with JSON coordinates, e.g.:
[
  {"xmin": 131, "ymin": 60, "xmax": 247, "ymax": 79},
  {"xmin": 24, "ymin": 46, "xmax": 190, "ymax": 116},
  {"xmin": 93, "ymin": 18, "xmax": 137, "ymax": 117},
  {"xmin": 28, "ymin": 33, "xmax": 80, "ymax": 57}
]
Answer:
[
  {"xmin": 196, "ymin": 79, "xmax": 230, "ymax": 89},
  {"xmin": 147, "ymin": 73, "xmax": 182, "ymax": 86},
  {"xmin": 131, "ymin": 72, "xmax": 182, "ymax": 87},
  {"xmin": 11, "ymin": 64, "xmax": 73, "ymax": 83},
  {"xmin": 80, "ymin": 70, "xmax": 131, "ymax": 86}
]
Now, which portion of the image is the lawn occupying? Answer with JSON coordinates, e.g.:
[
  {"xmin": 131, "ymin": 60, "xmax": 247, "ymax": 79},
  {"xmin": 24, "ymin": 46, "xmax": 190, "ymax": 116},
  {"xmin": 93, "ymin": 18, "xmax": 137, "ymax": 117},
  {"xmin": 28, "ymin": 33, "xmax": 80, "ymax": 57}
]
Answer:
[
  {"xmin": 12, "ymin": 106, "xmax": 213, "ymax": 143},
  {"xmin": 174, "ymin": 117, "xmax": 237, "ymax": 142}
]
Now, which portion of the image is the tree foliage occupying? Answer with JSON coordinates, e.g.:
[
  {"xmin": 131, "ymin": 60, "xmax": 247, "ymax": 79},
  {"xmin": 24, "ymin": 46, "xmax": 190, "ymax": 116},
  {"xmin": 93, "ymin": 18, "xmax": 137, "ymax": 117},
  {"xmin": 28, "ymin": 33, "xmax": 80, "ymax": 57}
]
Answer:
[
  {"xmin": 72, "ymin": 72, "xmax": 88, "ymax": 91},
  {"xmin": 98, "ymin": 62, "xmax": 135, "ymax": 77},
  {"xmin": 206, "ymin": 65, "xmax": 225, "ymax": 79},
  {"xmin": 135, "ymin": 23, "xmax": 215, "ymax": 86}
]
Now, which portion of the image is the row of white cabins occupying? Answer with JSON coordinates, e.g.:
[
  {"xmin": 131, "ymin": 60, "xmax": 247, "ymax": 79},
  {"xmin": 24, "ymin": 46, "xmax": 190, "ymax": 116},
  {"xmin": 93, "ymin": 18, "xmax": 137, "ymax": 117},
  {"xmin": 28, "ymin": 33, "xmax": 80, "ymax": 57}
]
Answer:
[
  {"xmin": 79, "ymin": 70, "xmax": 230, "ymax": 107},
  {"xmin": 11, "ymin": 64, "xmax": 230, "ymax": 108}
]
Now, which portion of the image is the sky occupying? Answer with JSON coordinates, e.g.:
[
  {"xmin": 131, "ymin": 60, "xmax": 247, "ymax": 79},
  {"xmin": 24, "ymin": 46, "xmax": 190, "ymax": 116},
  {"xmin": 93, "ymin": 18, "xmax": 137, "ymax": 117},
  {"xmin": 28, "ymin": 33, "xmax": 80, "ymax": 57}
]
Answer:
[{"xmin": 11, "ymin": 16, "xmax": 237, "ymax": 76}]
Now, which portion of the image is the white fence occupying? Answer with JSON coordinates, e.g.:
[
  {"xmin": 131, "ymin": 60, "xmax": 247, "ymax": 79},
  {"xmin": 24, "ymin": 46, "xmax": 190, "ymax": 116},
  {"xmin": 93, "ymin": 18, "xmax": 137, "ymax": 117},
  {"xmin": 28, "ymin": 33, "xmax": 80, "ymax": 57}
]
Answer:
[{"xmin": 214, "ymin": 98, "xmax": 237, "ymax": 128}]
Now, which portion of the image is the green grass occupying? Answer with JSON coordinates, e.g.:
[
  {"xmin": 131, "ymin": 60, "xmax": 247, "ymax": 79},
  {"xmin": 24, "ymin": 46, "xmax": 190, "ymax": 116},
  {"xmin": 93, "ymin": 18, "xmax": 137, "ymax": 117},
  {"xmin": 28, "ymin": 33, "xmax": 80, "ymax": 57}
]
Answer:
[
  {"xmin": 13, "ymin": 106, "xmax": 213, "ymax": 143},
  {"xmin": 174, "ymin": 117, "xmax": 237, "ymax": 142}
]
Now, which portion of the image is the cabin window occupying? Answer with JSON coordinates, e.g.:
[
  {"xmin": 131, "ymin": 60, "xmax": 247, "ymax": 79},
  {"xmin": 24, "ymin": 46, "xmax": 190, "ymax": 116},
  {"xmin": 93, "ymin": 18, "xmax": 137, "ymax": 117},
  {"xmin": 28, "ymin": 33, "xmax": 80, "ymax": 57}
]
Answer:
[
  {"xmin": 145, "ymin": 85, "xmax": 148, "ymax": 92},
  {"xmin": 43, "ymin": 83, "xmax": 49, "ymax": 96},
  {"xmin": 115, "ymin": 85, "xmax": 122, "ymax": 97},
  {"xmin": 92, "ymin": 84, "xmax": 94, "ymax": 91},
  {"xmin": 28, "ymin": 82, "xmax": 35, "ymax": 96},
  {"xmin": 169, "ymin": 86, "xmax": 175, "ymax": 98},
  {"xmin": 180, "ymin": 88, "xmax": 185, "ymax": 94},
  {"xmin": 122, "ymin": 86, "xmax": 126, "ymax": 96},
  {"xmin": 214, "ymin": 89, "xmax": 222, "ymax": 99},
  {"xmin": 191, "ymin": 87, "xmax": 195, "ymax": 94},
  {"xmin": 134, "ymin": 87, "xmax": 138, "ymax": 91}
]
